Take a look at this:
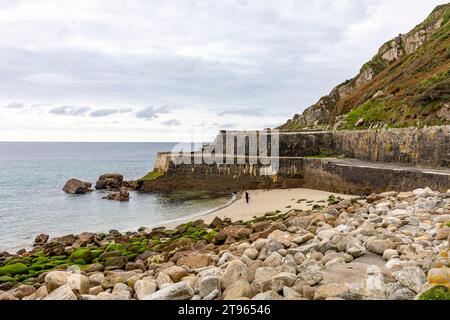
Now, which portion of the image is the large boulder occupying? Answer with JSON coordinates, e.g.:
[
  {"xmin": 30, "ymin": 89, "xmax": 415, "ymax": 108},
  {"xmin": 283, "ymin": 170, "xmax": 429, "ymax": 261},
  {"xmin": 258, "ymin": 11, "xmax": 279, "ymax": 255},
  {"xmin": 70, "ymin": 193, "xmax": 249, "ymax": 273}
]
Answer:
[
  {"xmin": 222, "ymin": 280, "xmax": 257, "ymax": 300},
  {"xmin": 95, "ymin": 173, "xmax": 124, "ymax": 190},
  {"xmin": 44, "ymin": 270, "xmax": 89, "ymax": 294},
  {"xmin": 63, "ymin": 179, "xmax": 93, "ymax": 194},
  {"xmin": 220, "ymin": 260, "xmax": 253, "ymax": 289},
  {"xmin": 143, "ymin": 281, "xmax": 194, "ymax": 300},
  {"xmin": 42, "ymin": 285, "xmax": 77, "ymax": 300}
]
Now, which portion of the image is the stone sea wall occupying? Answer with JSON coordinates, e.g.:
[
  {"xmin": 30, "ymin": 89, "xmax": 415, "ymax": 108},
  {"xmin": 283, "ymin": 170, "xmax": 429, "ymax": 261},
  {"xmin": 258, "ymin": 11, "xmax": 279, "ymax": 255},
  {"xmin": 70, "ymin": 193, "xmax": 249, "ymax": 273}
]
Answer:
[
  {"xmin": 277, "ymin": 126, "xmax": 450, "ymax": 168},
  {"xmin": 331, "ymin": 126, "xmax": 450, "ymax": 168},
  {"xmin": 142, "ymin": 126, "xmax": 450, "ymax": 194},
  {"xmin": 141, "ymin": 157, "xmax": 450, "ymax": 195}
]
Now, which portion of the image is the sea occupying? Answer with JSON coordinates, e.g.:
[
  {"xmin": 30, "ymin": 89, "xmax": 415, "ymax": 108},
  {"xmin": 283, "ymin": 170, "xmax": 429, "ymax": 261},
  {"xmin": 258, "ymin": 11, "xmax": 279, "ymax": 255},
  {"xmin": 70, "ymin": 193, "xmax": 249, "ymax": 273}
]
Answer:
[{"xmin": 0, "ymin": 142, "xmax": 232, "ymax": 252}]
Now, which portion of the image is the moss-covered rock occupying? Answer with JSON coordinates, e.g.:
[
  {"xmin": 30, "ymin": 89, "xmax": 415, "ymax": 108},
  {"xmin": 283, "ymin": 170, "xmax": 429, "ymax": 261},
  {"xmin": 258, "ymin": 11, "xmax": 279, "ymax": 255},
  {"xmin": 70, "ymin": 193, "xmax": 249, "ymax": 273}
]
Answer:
[
  {"xmin": 0, "ymin": 263, "xmax": 28, "ymax": 276},
  {"xmin": 29, "ymin": 264, "xmax": 45, "ymax": 271},
  {"xmin": 418, "ymin": 285, "xmax": 450, "ymax": 300},
  {"xmin": 73, "ymin": 258, "xmax": 86, "ymax": 265},
  {"xmin": 0, "ymin": 275, "xmax": 16, "ymax": 283},
  {"xmin": 69, "ymin": 248, "xmax": 93, "ymax": 263}
]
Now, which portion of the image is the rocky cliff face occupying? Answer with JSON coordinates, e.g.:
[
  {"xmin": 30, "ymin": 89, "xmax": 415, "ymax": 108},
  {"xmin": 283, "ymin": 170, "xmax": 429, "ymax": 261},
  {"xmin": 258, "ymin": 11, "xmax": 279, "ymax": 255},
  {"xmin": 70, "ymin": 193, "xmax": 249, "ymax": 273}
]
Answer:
[{"xmin": 279, "ymin": 4, "xmax": 450, "ymax": 131}]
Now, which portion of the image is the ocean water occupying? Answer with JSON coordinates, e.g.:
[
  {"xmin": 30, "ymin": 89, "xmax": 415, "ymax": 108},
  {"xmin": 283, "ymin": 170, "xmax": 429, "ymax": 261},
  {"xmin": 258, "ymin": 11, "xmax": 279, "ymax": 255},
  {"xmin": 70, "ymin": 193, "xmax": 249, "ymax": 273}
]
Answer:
[{"xmin": 0, "ymin": 142, "xmax": 232, "ymax": 252}]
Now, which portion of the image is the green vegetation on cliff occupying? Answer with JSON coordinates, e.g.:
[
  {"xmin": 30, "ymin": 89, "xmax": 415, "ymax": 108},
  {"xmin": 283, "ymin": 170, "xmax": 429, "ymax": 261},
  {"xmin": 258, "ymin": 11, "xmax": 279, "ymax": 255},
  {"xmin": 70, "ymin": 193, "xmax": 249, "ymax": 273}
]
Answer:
[
  {"xmin": 139, "ymin": 170, "xmax": 163, "ymax": 181},
  {"xmin": 279, "ymin": 4, "xmax": 450, "ymax": 131}
]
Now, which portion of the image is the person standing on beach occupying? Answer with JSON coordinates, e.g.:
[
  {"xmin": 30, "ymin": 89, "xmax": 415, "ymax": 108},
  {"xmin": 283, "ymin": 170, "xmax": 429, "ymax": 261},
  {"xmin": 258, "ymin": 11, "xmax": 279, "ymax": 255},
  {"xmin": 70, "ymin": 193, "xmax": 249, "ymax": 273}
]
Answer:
[{"xmin": 245, "ymin": 191, "xmax": 249, "ymax": 204}]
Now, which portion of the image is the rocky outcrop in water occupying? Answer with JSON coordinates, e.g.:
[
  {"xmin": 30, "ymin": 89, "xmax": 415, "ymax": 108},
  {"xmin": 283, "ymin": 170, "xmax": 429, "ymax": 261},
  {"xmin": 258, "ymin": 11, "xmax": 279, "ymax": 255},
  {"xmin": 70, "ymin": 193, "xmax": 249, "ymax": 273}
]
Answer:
[
  {"xmin": 103, "ymin": 187, "xmax": 130, "ymax": 202},
  {"xmin": 0, "ymin": 187, "xmax": 448, "ymax": 300},
  {"xmin": 62, "ymin": 179, "xmax": 93, "ymax": 194},
  {"xmin": 95, "ymin": 173, "xmax": 124, "ymax": 190}
]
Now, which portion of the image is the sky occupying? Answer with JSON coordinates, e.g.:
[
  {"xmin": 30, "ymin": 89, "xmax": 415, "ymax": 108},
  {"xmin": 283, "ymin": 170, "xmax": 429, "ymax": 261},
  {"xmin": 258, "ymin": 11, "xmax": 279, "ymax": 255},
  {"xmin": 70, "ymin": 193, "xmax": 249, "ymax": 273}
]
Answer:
[{"xmin": 0, "ymin": 0, "xmax": 446, "ymax": 142}]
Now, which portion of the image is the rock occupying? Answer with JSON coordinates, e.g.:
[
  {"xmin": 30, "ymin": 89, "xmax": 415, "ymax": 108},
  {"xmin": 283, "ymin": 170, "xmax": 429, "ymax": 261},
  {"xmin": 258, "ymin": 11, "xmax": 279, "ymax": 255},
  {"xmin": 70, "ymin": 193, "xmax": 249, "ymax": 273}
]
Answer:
[
  {"xmin": 317, "ymin": 229, "xmax": 337, "ymax": 241},
  {"xmin": 202, "ymin": 289, "xmax": 220, "ymax": 300},
  {"xmin": 95, "ymin": 173, "xmax": 124, "ymax": 190},
  {"xmin": 125, "ymin": 260, "xmax": 146, "ymax": 271},
  {"xmin": 177, "ymin": 252, "xmax": 211, "ymax": 268},
  {"xmin": 435, "ymin": 227, "xmax": 450, "ymax": 240},
  {"xmin": 34, "ymin": 234, "xmax": 49, "ymax": 245},
  {"xmin": 198, "ymin": 276, "xmax": 221, "ymax": 298},
  {"xmin": 283, "ymin": 286, "xmax": 304, "ymax": 299},
  {"xmin": 156, "ymin": 271, "xmax": 173, "ymax": 289},
  {"xmin": 143, "ymin": 281, "xmax": 194, "ymax": 300},
  {"xmin": 9, "ymin": 285, "xmax": 36, "ymax": 299},
  {"xmin": 268, "ymin": 230, "xmax": 294, "ymax": 247},
  {"xmin": 427, "ymin": 267, "xmax": 449, "ymax": 285},
  {"xmin": 299, "ymin": 272, "xmax": 323, "ymax": 286},
  {"xmin": 365, "ymin": 239, "xmax": 395, "ymax": 255},
  {"xmin": 101, "ymin": 271, "xmax": 136, "ymax": 289},
  {"xmin": 258, "ymin": 239, "xmax": 284, "ymax": 260},
  {"xmin": 209, "ymin": 216, "xmax": 226, "ymax": 229},
  {"xmin": 271, "ymin": 272, "xmax": 297, "ymax": 292},
  {"xmin": 222, "ymin": 280, "xmax": 257, "ymax": 300},
  {"xmin": 254, "ymin": 238, "xmax": 269, "ymax": 251},
  {"xmin": 252, "ymin": 290, "xmax": 283, "ymax": 300},
  {"xmin": 314, "ymin": 284, "xmax": 350, "ymax": 300},
  {"xmin": 249, "ymin": 223, "xmax": 286, "ymax": 242},
  {"xmin": 243, "ymin": 248, "xmax": 259, "ymax": 260},
  {"xmin": 163, "ymin": 266, "xmax": 189, "ymax": 282},
  {"xmin": 392, "ymin": 287, "xmax": 416, "ymax": 300},
  {"xmin": 252, "ymin": 221, "xmax": 272, "ymax": 233},
  {"xmin": 89, "ymin": 286, "xmax": 103, "ymax": 295},
  {"xmin": 0, "ymin": 292, "xmax": 18, "ymax": 300},
  {"xmin": 45, "ymin": 271, "xmax": 69, "ymax": 293},
  {"xmin": 221, "ymin": 226, "xmax": 253, "ymax": 239},
  {"xmin": 82, "ymin": 263, "xmax": 104, "ymax": 273},
  {"xmin": 346, "ymin": 243, "xmax": 366, "ymax": 258},
  {"xmin": 63, "ymin": 178, "xmax": 93, "ymax": 194},
  {"xmin": 397, "ymin": 192, "xmax": 413, "ymax": 200},
  {"xmin": 43, "ymin": 285, "xmax": 77, "ymax": 300},
  {"xmin": 392, "ymin": 267, "xmax": 427, "ymax": 293},
  {"xmin": 103, "ymin": 186, "xmax": 130, "ymax": 202},
  {"xmin": 35, "ymin": 286, "xmax": 48, "ymax": 299},
  {"xmin": 262, "ymin": 252, "xmax": 283, "ymax": 267},
  {"xmin": 292, "ymin": 233, "xmax": 314, "ymax": 245},
  {"xmin": 134, "ymin": 279, "xmax": 157, "ymax": 300},
  {"xmin": 88, "ymin": 273, "xmax": 105, "ymax": 287},
  {"xmin": 413, "ymin": 188, "xmax": 432, "ymax": 197},
  {"xmin": 104, "ymin": 256, "xmax": 127, "ymax": 271},
  {"xmin": 383, "ymin": 249, "xmax": 399, "ymax": 261},
  {"xmin": 112, "ymin": 283, "xmax": 131, "ymax": 300},
  {"xmin": 220, "ymin": 260, "xmax": 253, "ymax": 289}
]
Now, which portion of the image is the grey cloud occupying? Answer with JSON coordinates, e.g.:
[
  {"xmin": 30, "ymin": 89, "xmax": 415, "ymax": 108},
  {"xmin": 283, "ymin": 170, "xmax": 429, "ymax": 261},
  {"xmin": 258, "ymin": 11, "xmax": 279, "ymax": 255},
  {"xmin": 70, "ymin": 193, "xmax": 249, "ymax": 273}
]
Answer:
[
  {"xmin": 49, "ymin": 106, "xmax": 91, "ymax": 116},
  {"xmin": 90, "ymin": 108, "xmax": 132, "ymax": 117},
  {"xmin": 217, "ymin": 107, "xmax": 265, "ymax": 117},
  {"xmin": 5, "ymin": 102, "xmax": 25, "ymax": 109},
  {"xmin": 162, "ymin": 119, "xmax": 181, "ymax": 127},
  {"xmin": 0, "ymin": 0, "xmax": 445, "ymax": 141},
  {"xmin": 136, "ymin": 106, "xmax": 170, "ymax": 119},
  {"xmin": 212, "ymin": 122, "xmax": 234, "ymax": 129}
]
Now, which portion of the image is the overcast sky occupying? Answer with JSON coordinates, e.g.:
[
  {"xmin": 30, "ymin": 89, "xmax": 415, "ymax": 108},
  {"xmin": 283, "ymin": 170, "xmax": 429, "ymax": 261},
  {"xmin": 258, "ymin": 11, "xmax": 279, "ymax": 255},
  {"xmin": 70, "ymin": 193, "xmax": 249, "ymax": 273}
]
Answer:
[{"xmin": 0, "ymin": 0, "xmax": 446, "ymax": 142}]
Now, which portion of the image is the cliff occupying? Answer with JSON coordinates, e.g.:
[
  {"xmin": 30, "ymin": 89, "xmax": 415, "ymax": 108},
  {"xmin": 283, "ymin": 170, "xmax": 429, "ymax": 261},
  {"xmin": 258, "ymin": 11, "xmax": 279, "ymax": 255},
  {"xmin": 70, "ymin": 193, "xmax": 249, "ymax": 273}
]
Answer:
[{"xmin": 279, "ymin": 4, "xmax": 450, "ymax": 131}]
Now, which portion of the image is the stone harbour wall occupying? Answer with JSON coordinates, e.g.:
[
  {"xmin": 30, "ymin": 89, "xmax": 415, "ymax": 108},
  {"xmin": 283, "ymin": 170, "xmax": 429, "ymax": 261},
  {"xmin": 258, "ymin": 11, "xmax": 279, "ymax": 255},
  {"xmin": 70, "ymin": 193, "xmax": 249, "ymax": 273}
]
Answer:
[
  {"xmin": 141, "ymin": 157, "xmax": 450, "ymax": 195},
  {"xmin": 276, "ymin": 126, "xmax": 450, "ymax": 168},
  {"xmin": 330, "ymin": 126, "xmax": 450, "ymax": 168}
]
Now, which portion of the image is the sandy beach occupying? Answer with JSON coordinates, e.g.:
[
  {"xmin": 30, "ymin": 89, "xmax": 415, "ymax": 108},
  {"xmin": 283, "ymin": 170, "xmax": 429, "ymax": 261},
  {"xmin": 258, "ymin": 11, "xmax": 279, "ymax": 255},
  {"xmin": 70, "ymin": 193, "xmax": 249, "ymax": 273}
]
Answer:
[{"xmin": 162, "ymin": 188, "xmax": 356, "ymax": 229}]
